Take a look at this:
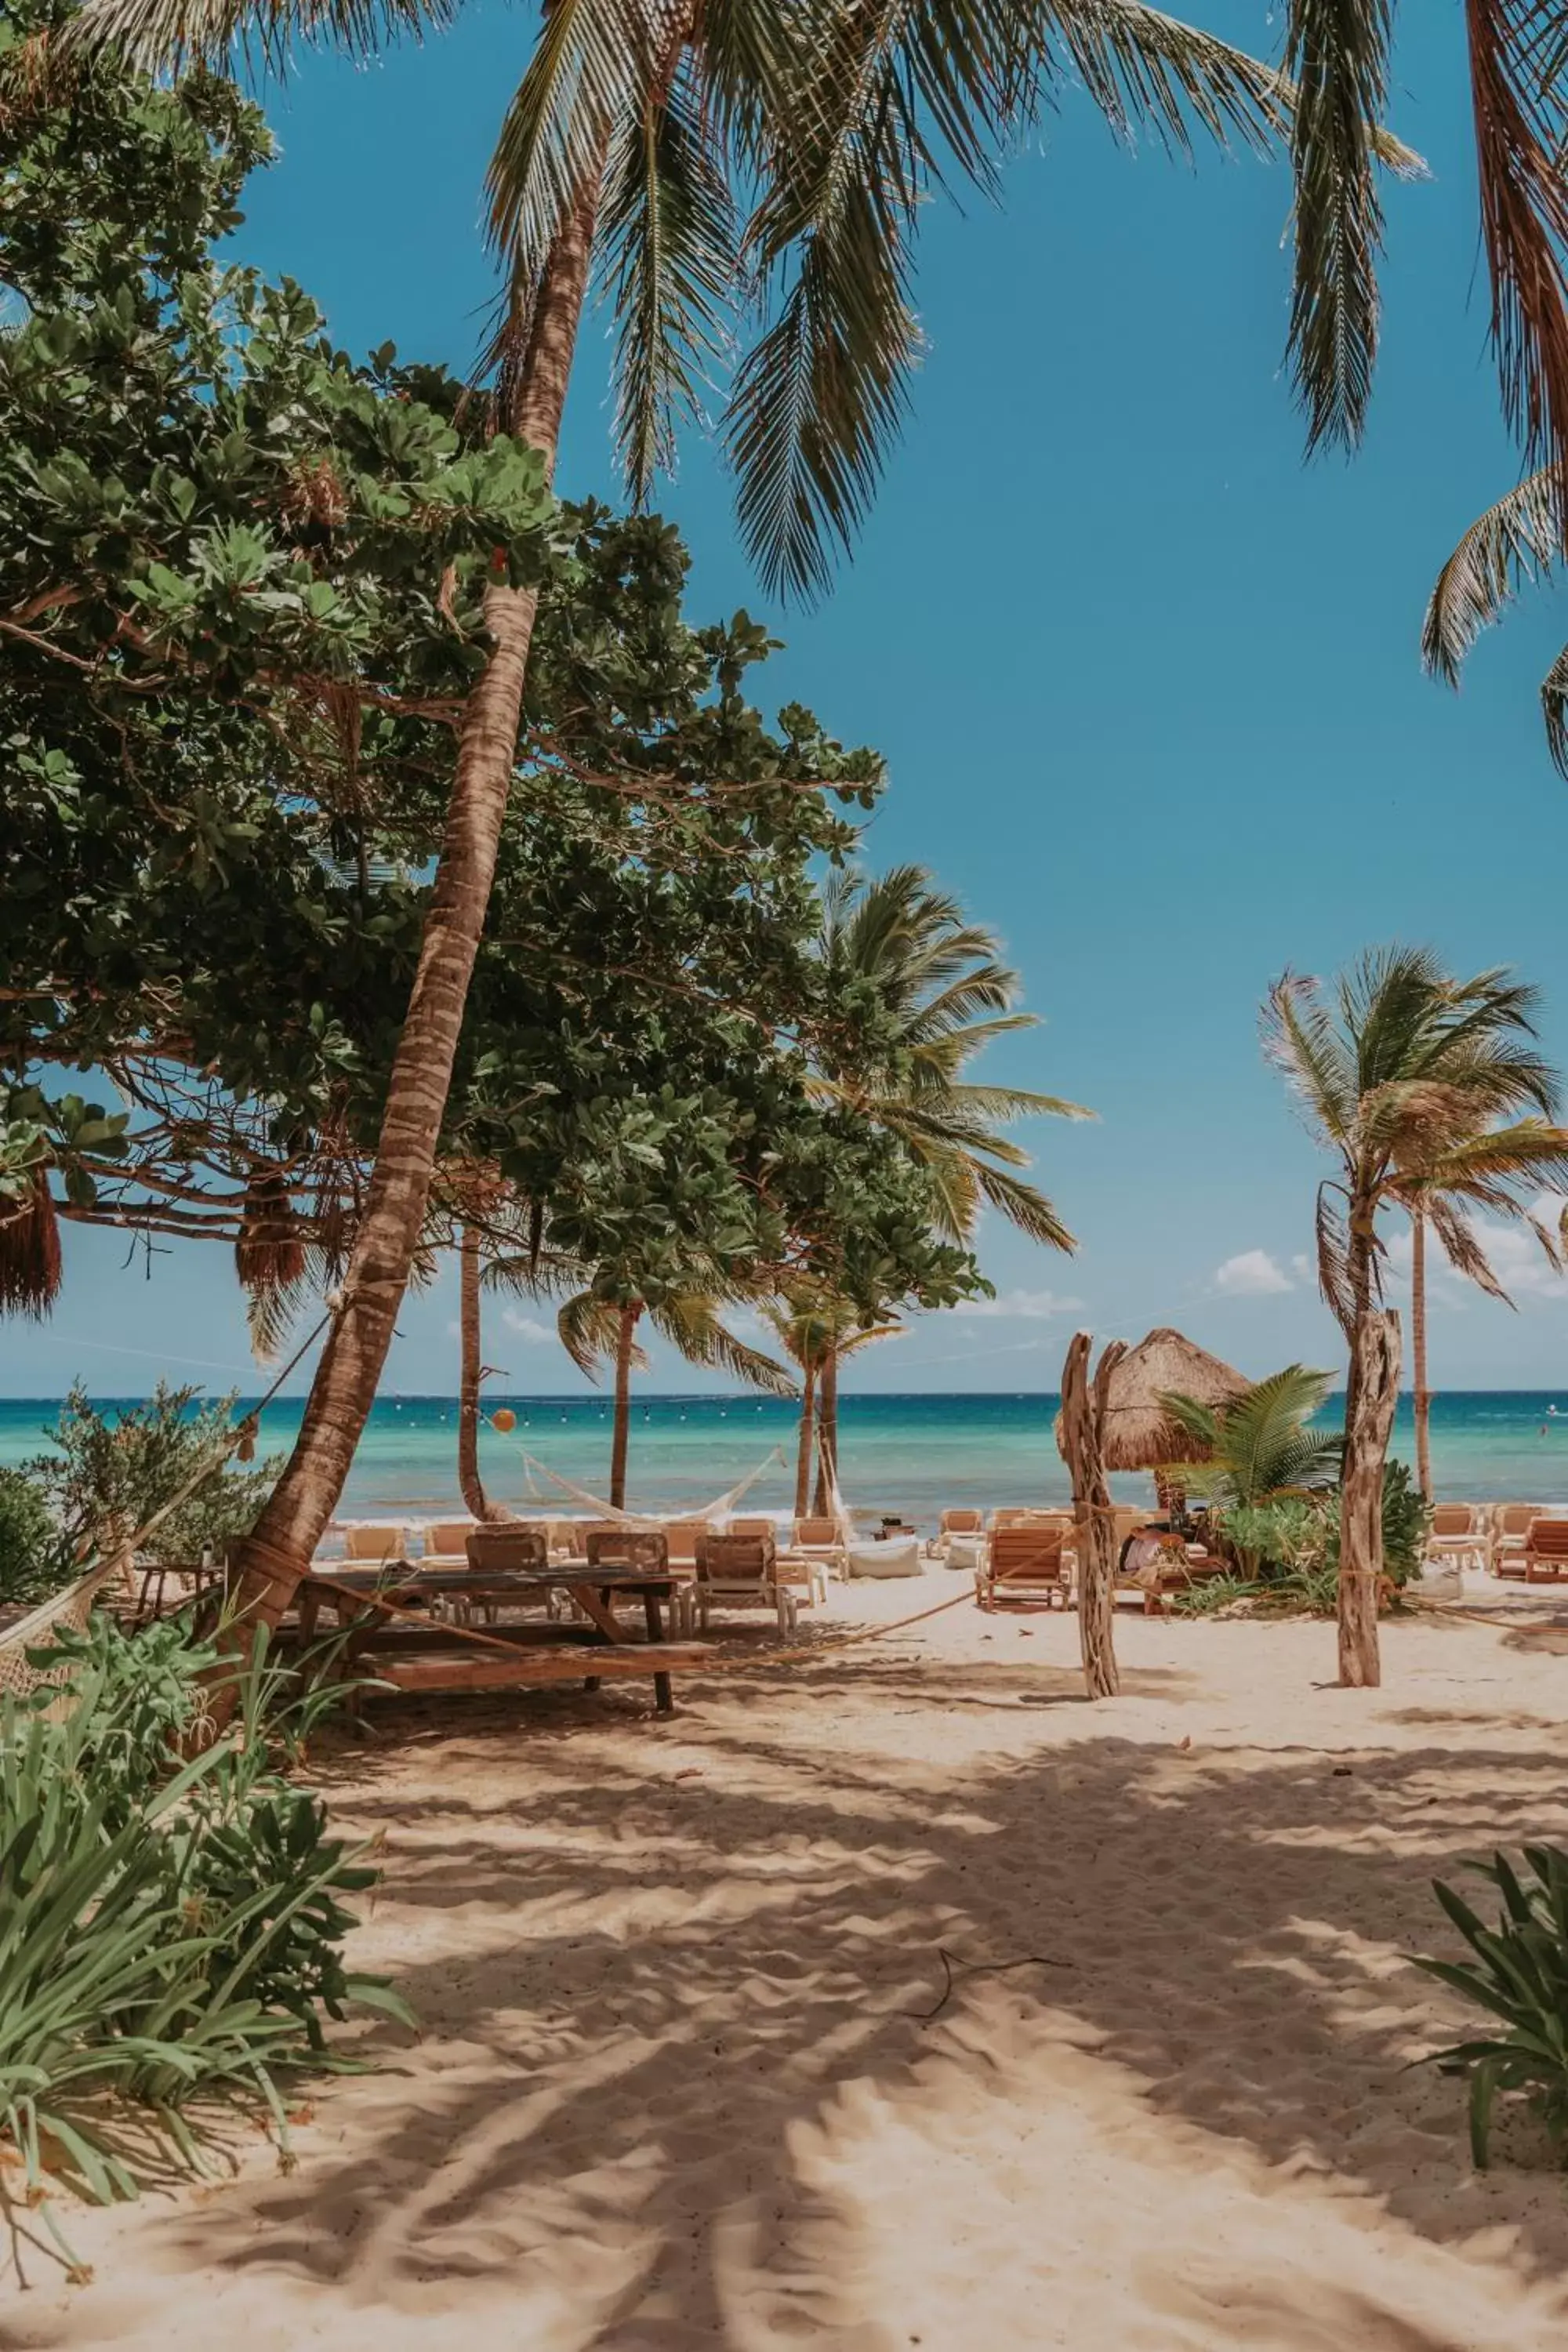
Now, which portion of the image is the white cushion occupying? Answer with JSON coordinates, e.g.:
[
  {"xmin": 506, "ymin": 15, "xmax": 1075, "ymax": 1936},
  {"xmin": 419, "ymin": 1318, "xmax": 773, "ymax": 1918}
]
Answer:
[{"xmin": 844, "ymin": 1536, "xmax": 922, "ymax": 1579}]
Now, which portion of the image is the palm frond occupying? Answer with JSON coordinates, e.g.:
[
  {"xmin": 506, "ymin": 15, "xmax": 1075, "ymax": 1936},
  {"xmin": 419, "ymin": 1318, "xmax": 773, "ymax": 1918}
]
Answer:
[
  {"xmin": 1281, "ymin": 0, "xmax": 1392, "ymax": 452},
  {"xmin": 1428, "ymin": 1194, "xmax": 1512, "ymax": 1302},
  {"xmin": 1543, "ymin": 637, "xmax": 1568, "ymax": 775},
  {"xmin": 1464, "ymin": 0, "xmax": 1568, "ymax": 519},
  {"xmin": 649, "ymin": 1294, "xmax": 797, "ymax": 1394},
  {"xmin": 1421, "ymin": 464, "xmax": 1562, "ymax": 686},
  {"xmin": 972, "ymin": 1161, "xmax": 1076, "ymax": 1249},
  {"xmin": 1316, "ymin": 1178, "xmax": 1357, "ymax": 1330},
  {"xmin": 71, "ymin": 0, "xmax": 451, "ymax": 72},
  {"xmin": 483, "ymin": 0, "xmax": 645, "ymax": 295},
  {"xmin": 1261, "ymin": 972, "xmax": 1358, "ymax": 1141},
  {"xmin": 556, "ymin": 1289, "xmax": 633, "ymax": 1380},
  {"xmin": 598, "ymin": 47, "xmax": 739, "ymax": 502}
]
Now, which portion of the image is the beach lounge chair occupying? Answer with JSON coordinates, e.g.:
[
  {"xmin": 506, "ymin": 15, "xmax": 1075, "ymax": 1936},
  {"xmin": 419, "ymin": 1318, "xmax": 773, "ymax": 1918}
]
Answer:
[
  {"xmin": 726, "ymin": 1516, "xmax": 777, "ymax": 1541},
  {"xmin": 1427, "ymin": 1504, "xmax": 1487, "ymax": 1574},
  {"xmin": 928, "ymin": 1508, "xmax": 983, "ymax": 1563},
  {"xmin": 977, "ymin": 1523, "xmax": 1072, "ymax": 1610},
  {"xmin": 1491, "ymin": 1502, "xmax": 1542, "ymax": 1577},
  {"xmin": 421, "ymin": 1519, "xmax": 476, "ymax": 1568},
  {"xmin": 343, "ymin": 1525, "xmax": 408, "ymax": 1564},
  {"xmin": 786, "ymin": 1515, "xmax": 844, "ymax": 1595},
  {"xmin": 988, "ymin": 1506, "xmax": 1061, "ymax": 1531},
  {"xmin": 692, "ymin": 1531, "xmax": 797, "ymax": 1635},
  {"xmin": 1522, "ymin": 1518, "xmax": 1568, "ymax": 1583},
  {"xmin": 585, "ymin": 1525, "xmax": 670, "ymax": 1572}
]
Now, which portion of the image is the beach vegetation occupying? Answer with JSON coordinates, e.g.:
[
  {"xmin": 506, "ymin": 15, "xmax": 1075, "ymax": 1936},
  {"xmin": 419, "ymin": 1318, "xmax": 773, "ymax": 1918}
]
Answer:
[
  {"xmin": 0, "ymin": 1611, "xmax": 407, "ymax": 2271},
  {"xmin": 1418, "ymin": 1846, "xmax": 1568, "ymax": 2169},
  {"xmin": 1263, "ymin": 947, "xmax": 1568, "ymax": 1681},
  {"xmin": 0, "ymin": 1466, "xmax": 71, "ymax": 1612},
  {"xmin": 27, "ymin": 1384, "xmax": 279, "ymax": 1570},
  {"xmin": 1161, "ymin": 1363, "xmax": 1341, "ymax": 1511}
]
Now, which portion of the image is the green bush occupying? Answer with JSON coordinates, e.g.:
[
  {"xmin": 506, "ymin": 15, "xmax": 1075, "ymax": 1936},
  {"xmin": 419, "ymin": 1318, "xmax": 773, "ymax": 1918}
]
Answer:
[
  {"xmin": 1418, "ymin": 1846, "xmax": 1568, "ymax": 2167},
  {"xmin": 27, "ymin": 1381, "xmax": 279, "ymax": 1566},
  {"xmin": 0, "ymin": 1614, "xmax": 409, "ymax": 2270},
  {"xmin": 0, "ymin": 1465, "xmax": 71, "ymax": 1611}
]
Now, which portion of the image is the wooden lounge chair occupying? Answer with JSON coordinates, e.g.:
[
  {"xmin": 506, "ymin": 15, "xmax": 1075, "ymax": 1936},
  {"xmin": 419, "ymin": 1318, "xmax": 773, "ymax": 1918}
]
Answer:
[
  {"xmin": 726, "ymin": 1516, "xmax": 777, "ymax": 1541},
  {"xmin": 584, "ymin": 1526, "xmax": 670, "ymax": 1572},
  {"xmin": 343, "ymin": 1524, "xmax": 408, "ymax": 1564},
  {"xmin": 786, "ymin": 1516, "xmax": 843, "ymax": 1596},
  {"xmin": 1427, "ymin": 1504, "xmax": 1487, "ymax": 1574},
  {"xmin": 1491, "ymin": 1502, "xmax": 1542, "ymax": 1578},
  {"xmin": 988, "ymin": 1506, "xmax": 1061, "ymax": 1531},
  {"xmin": 692, "ymin": 1531, "xmax": 797, "ymax": 1635},
  {"xmin": 927, "ymin": 1508, "xmax": 983, "ymax": 1563},
  {"xmin": 421, "ymin": 1519, "xmax": 476, "ymax": 1569},
  {"xmin": 977, "ymin": 1523, "xmax": 1071, "ymax": 1610},
  {"xmin": 1522, "ymin": 1518, "xmax": 1568, "ymax": 1583}
]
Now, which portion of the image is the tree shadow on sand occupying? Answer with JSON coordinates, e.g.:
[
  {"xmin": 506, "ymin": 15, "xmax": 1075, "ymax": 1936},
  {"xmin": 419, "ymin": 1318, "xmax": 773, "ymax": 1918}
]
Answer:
[{"xmin": 31, "ymin": 1641, "xmax": 1568, "ymax": 2349}]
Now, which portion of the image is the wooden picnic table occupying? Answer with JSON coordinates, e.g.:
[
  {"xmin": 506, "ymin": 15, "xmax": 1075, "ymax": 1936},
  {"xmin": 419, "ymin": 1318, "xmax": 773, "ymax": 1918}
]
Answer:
[{"xmin": 303, "ymin": 1560, "xmax": 691, "ymax": 1715}]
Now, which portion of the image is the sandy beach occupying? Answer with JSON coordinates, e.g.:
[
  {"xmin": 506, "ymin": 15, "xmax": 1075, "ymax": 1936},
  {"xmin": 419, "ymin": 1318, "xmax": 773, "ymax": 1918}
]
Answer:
[{"xmin": 11, "ymin": 1573, "xmax": 1568, "ymax": 2350}]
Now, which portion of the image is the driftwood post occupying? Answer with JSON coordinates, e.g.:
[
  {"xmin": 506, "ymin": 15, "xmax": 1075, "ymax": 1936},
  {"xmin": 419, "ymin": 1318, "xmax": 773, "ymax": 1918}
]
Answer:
[
  {"xmin": 1062, "ymin": 1330, "xmax": 1123, "ymax": 1700},
  {"xmin": 1338, "ymin": 1307, "xmax": 1401, "ymax": 1690}
]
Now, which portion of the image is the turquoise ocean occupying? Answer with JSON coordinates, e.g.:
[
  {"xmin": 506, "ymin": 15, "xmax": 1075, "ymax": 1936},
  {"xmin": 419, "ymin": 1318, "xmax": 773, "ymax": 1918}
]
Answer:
[{"xmin": 6, "ymin": 1392, "xmax": 1568, "ymax": 1527}]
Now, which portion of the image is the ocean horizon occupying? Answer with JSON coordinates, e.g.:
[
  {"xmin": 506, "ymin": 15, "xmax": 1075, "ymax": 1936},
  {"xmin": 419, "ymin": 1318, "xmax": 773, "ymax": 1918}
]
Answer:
[{"xmin": 6, "ymin": 1389, "xmax": 1568, "ymax": 1525}]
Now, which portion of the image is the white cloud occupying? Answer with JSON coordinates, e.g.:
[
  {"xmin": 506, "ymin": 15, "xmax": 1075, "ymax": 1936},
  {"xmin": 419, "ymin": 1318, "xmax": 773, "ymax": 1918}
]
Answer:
[
  {"xmin": 1386, "ymin": 1212, "xmax": 1568, "ymax": 1305},
  {"xmin": 1214, "ymin": 1249, "xmax": 1294, "ymax": 1297},
  {"xmin": 956, "ymin": 1287, "xmax": 1083, "ymax": 1321},
  {"xmin": 500, "ymin": 1307, "xmax": 555, "ymax": 1343}
]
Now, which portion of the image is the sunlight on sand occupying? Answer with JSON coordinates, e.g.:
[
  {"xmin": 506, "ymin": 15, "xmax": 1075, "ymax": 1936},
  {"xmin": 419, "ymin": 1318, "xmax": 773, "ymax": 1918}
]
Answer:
[{"xmin": 12, "ymin": 1580, "xmax": 1568, "ymax": 2350}]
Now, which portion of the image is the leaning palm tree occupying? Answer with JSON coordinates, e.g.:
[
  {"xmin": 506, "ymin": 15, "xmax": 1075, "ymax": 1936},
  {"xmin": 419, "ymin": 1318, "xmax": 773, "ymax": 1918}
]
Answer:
[
  {"xmin": 80, "ymin": 0, "xmax": 1416, "ymax": 1645},
  {"xmin": 815, "ymin": 866, "xmax": 1090, "ymax": 1248},
  {"xmin": 1262, "ymin": 946, "xmax": 1568, "ymax": 1679}
]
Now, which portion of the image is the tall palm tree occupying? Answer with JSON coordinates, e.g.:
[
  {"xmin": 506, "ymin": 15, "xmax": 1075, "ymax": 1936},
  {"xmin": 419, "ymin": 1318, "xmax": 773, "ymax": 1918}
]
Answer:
[
  {"xmin": 83, "ymin": 0, "xmax": 1413, "ymax": 1641},
  {"xmin": 1262, "ymin": 946, "xmax": 1568, "ymax": 1670},
  {"xmin": 815, "ymin": 866, "xmax": 1090, "ymax": 1249},
  {"xmin": 1392, "ymin": 1133, "xmax": 1568, "ymax": 1501}
]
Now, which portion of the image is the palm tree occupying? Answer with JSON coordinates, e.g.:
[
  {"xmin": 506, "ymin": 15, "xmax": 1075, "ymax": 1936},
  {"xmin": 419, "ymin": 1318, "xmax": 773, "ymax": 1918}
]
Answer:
[
  {"xmin": 84, "ymin": 0, "xmax": 1412, "ymax": 1640},
  {"xmin": 815, "ymin": 866, "xmax": 1091, "ymax": 1248},
  {"xmin": 1392, "ymin": 1134, "xmax": 1568, "ymax": 1501},
  {"xmin": 759, "ymin": 1288, "xmax": 898, "ymax": 1516},
  {"xmin": 1262, "ymin": 946, "xmax": 1568, "ymax": 1676},
  {"xmin": 1161, "ymin": 1365, "xmax": 1341, "ymax": 1509}
]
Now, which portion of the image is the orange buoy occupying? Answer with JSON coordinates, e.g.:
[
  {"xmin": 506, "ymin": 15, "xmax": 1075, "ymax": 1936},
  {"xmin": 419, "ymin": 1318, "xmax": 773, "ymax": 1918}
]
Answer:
[{"xmin": 491, "ymin": 1406, "xmax": 517, "ymax": 1433}]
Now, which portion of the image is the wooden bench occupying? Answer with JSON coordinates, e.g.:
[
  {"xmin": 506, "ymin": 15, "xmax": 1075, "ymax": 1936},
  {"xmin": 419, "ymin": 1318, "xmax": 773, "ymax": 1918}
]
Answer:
[{"xmin": 359, "ymin": 1638, "xmax": 712, "ymax": 1713}]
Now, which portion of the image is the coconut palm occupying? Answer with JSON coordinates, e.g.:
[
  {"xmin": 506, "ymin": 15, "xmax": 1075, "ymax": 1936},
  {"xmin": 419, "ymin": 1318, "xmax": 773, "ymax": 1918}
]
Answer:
[
  {"xmin": 82, "ymin": 0, "xmax": 1416, "ymax": 1640},
  {"xmin": 1263, "ymin": 946, "xmax": 1568, "ymax": 1675},
  {"xmin": 815, "ymin": 866, "xmax": 1089, "ymax": 1250},
  {"xmin": 1160, "ymin": 1364, "xmax": 1341, "ymax": 1508}
]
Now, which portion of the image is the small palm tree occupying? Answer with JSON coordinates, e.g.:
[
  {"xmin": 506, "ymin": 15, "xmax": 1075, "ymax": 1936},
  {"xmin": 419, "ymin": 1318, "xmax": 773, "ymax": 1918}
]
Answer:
[
  {"xmin": 1161, "ymin": 1365, "xmax": 1341, "ymax": 1510},
  {"xmin": 815, "ymin": 866, "xmax": 1090, "ymax": 1249},
  {"xmin": 759, "ymin": 1287, "xmax": 898, "ymax": 1517}
]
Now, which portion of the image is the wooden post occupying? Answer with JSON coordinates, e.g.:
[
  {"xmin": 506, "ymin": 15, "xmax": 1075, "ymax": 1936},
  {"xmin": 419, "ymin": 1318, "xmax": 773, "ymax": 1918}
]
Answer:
[
  {"xmin": 1338, "ymin": 1307, "xmax": 1401, "ymax": 1690},
  {"xmin": 1062, "ymin": 1330, "xmax": 1123, "ymax": 1700}
]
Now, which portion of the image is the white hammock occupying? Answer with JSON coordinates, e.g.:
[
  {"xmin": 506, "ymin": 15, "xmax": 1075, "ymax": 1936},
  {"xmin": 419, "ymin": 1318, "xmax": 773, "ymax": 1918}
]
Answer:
[{"xmin": 515, "ymin": 1443, "xmax": 788, "ymax": 1526}]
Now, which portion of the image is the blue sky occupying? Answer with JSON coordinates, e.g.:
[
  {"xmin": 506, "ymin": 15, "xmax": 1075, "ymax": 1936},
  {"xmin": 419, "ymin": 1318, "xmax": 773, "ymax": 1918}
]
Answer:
[{"xmin": 13, "ymin": 0, "xmax": 1568, "ymax": 1399}]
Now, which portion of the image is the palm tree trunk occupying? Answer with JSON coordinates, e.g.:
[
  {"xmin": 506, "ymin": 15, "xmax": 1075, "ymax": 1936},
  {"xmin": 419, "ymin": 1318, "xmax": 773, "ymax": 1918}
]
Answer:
[
  {"xmin": 813, "ymin": 1348, "xmax": 839, "ymax": 1517},
  {"xmin": 1062, "ymin": 1330, "xmax": 1120, "ymax": 1700},
  {"xmin": 610, "ymin": 1305, "xmax": 638, "ymax": 1510},
  {"xmin": 458, "ymin": 1223, "xmax": 506, "ymax": 1523},
  {"xmin": 1411, "ymin": 1206, "xmax": 1432, "ymax": 1502},
  {"xmin": 794, "ymin": 1361, "xmax": 816, "ymax": 1520},
  {"xmin": 1338, "ymin": 1308, "xmax": 1401, "ymax": 1688},
  {"xmin": 222, "ymin": 173, "xmax": 602, "ymax": 1649}
]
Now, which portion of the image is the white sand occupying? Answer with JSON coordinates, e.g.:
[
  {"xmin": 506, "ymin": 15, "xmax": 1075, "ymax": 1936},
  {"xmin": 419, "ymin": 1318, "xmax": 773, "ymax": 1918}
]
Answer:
[{"xmin": 12, "ymin": 1569, "xmax": 1568, "ymax": 2349}]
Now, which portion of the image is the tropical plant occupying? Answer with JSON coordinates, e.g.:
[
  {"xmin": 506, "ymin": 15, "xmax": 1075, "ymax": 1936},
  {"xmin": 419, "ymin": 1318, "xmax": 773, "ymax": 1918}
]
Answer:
[
  {"xmin": 1421, "ymin": 468, "xmax": 1568, "ymax": 775},
  {"xmin": 1161, "ymin": 1364, "xmax": 1341, "ymax": 1510},
  {"xmin": 28, "ymin": 1384, "xmax": 279, "ymax": 1567},
  {"xmin": 1417, "ymin": 1846, "xmax": 1568, "ymax": 2169},
  {"xmin": 65, "ymin": 0, "xmax": 1421, "ymax": 1653},
  {"xmin": 0, "ymin": 1466, "xmax": 71, "ymax": 1612},
  {"xmin": 0, "ymin": 1613, "xmax": 408, "ymax": 2270},
  {"xmin": 758, "ymin": 1287, "xmax": 899, "ymax": 1515},
  {"xmin": 814, "ymin": 865, "xmax": 1088, "ymax": 1248},
  {"xmin": 1262, "ymin": 947, "xmax": 1568, "ymax": 1678}
]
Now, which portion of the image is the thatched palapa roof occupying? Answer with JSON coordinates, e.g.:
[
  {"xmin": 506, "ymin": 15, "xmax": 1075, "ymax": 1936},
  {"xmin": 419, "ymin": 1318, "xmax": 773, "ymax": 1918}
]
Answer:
[{"xmin": 1054, "ymin": 1327, "xmax": 1247, "ymax": 1472}]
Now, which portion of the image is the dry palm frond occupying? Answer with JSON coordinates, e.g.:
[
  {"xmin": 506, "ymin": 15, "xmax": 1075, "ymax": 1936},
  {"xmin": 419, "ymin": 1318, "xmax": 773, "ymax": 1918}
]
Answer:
[
  {"xmin": 71, "ymin": 0, "xmax": 455, "ymax": 72},
  {"xmin": 0, "ymin": 1170, "xmax": 62, "ymax": 1319},
  {"xmin": 1464, "ymin": 0, "xmax": 1568, "ymax": 526},
  {"xmin": 234, "ymin": 1171, "xmax": 307, "ymax": 1298},
  {"xmin": 557, "ymin": 1290, "xmax": 646, "ymax": 1380},
  {"xmin": 1427, "ymin": 1193, "xmax": 1512, "ymax": 1301}
]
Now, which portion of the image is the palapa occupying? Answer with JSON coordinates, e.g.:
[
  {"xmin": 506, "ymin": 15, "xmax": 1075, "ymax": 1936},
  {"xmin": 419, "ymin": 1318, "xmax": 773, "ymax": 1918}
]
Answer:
[{"xmin": 1053, "ymin": 1326, "xmax": 1246, "ymax": 1472}]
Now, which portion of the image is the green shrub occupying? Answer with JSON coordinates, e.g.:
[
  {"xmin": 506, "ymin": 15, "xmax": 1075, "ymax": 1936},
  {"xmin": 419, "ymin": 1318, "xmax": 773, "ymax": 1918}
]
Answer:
[
  {"xmin": 0, "ymin": 1465, "xmax": 71, "ymax": 1611},
  {"xmin": 27, "ymin": 1381, "xmax": 279, "ymax": 1566},
  {"xmin": 1171, "ymin": 1571, "xmax": 1259, "ymax": 1617},
  {"xmin": 0, "ymin": 1614, "xmax": 408, "ymax": 2270},
  {"xmin": 1417, "ymin": 1847, "xmax": 1568, "ymax": 2167}
]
